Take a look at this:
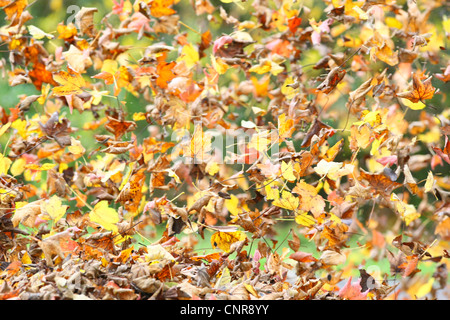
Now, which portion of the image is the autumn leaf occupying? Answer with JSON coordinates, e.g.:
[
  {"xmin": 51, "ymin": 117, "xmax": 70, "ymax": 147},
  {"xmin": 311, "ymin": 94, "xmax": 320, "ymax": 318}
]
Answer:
[
  {"xmin": 41, "ymin": 195, "xmax": 68, "ymax": 223},
  {"xmin": 149, "ymin": 0, "xmax": 176, "ymax": 18},
  {"xmin": 338, "ymin": 277, "xmax": 369, "ymax": 300},
  {"xmin": 211, "ymin": 230, "xmax": 246, "ymax": 252},
  {"xmin": 396, "ymin": 73, "xmax": 436, "ymax": 104},
  {"xmin": 27, "ymin": 25, "xmax": 54, "ymax": 40},
  {"xmin": 89, "ymin": 201, "xmax": 119, "ymax": 233},
  {"xmin": 52, "ymin": 69, "xmax": 86, "ymax": 96},
  {"xmin": 273, "ymin": 190, "xmax": 299, "ymax": 211},
  {"xmin": 293, "ymin": 181, "xmax": 325, "ymax": 217},
  {"xmin": 183, "ymin": 124, "xmax": 212, "ymax": 163}
]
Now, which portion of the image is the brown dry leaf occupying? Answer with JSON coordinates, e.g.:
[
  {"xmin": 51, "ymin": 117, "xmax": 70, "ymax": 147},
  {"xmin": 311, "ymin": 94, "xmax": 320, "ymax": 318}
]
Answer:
[
  {"xmin": 105, "ymin": 116, "xmax": 137, "ymax": 140},
  {"xmin": 11, "ymin": 200, "xmax": 43, "ymax": 227},
  {"xmin": 288, "ymin": 229, "xmax": 301, "ymax": 252},
  {"xmin": 316, "ymin": 67, "xmax": 346, "ymax": 94},
  {"xmin": 75, "ymin": 7, "xmax": 98, "ymax": 37},
  {"xmin": 347, "ymin": 77, "xmax": 373, "ymax": 110},
  {"xmin": 359, "ymin": 170, "xmax": 402, "ymax": 195},
  {"xmin": 47, "ymin": 169, "xmax": 70, "ymax": 197},
  {"xmin": 37, "ymin": 228, "xmax": 80, "ymax": 266}
]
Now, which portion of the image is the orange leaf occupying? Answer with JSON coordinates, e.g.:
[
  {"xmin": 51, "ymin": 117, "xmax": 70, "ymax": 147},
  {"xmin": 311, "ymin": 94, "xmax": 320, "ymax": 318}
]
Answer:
[
  {"xmin": 396, "ymin": 73, "xmax": 435, "ymax": 103},
  {"xmin": 156, "ymin": 61, "xmax": 176, "ymax": 89},
  {"xmin": 399, "ymin": 255, "xmax": 420, "ymax": 277},
  {"xmin": 149, "ymin": 0, "xmax": 176, "ymax": 18}
]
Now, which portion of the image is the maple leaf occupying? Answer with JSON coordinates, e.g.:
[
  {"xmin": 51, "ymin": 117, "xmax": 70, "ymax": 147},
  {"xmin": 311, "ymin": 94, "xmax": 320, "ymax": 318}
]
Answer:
[
  {"xmin": 273, "ymin": 190, "xmax": 299, "ymax": 211},
  {"xmin": 29, "ymin": 62, "xmax": 58, "ymax": 91},
  {"xmin": 52, "ymin": 69, "xmax": 86, "ymax": 96},
  {"xmin": 183, "ymin": 124, "xmax": 212, "ymax": 163},
  {"xmin": 293, "ymin": 181, "xmax": 325, "ymax": 218},
  {"xmin": 105, "ymin": 116, "xmax": 137, "ymax": 140},
  {"xmin": 3, "ymin": 0, "xmax": 27, "ymax": 23},
  {"xmin": 156, "ymin": 60, "xmax": 176, "ymax": 89},
  {"xmin": 149, "ymin": 0, "xmax": 176, "ymax": 18},
  {"xmin": 396, "ymin": 73, "xmax": 436, "ymax": 104}
]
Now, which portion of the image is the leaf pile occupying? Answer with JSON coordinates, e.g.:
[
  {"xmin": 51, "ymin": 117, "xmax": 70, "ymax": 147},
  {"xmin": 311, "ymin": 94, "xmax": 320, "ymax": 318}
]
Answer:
[{"xmin": 0, "ymin": 0, "xmax": 449, "ymax": 300}]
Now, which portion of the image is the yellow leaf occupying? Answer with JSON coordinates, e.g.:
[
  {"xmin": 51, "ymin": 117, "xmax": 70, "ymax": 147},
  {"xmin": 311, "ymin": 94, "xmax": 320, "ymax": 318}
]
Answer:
[
  {"xmin": 278, "ymin": 113, "xmax": 295, "ymax": 140},
  {"xmin": 281, "ymin": 76, "xmax": 298, "ymax": 99},
  {"xmin": 265, "ymin": 183, "xmax": 280, "ymax": 201},
  {"xmin": 25, "ymin": 163, "xmax": 57, "ymax": 171},
  {"xmin": 352, "ymin": 6, "xmax": 368, "ymax": 20},
  {"xmin": 184, "ymin": 124, "xmax": 212, "ymax": 163},
  {"xmin": 52, "ymin": 70, "xmax": 86, "ymax": 96},
  {"xmin": 416, "ymin": 278, "xmax": 434, "ymax": 299},
  {"xmin": 133, "ymin": 112, "xmax": 146, "ymax": 121},
  {"xmin": 62, "ymin": 45, "xmax": 91, "ymax": 74},
  {"xmin": 21, "ymin": 251, "xmax": 32, "ymax": 265},
  {"xmin": 350, "ymin": 124, "xmax": 373, "ymax": 149},
  {"xmin": 401, "ymin": 98, "xmax": 426, "ymax": 110},
  {"xmin": 216, "ymin": 267, "xmax": 231, "ymax": 287},
  {"xmin": 166, "ymin": 168, "xmax": 181, "ymax": 183},
  {"xmin": 314, "ymin": 159, "xmax": 353, "ymax": 181},
  {"xmin": 38, "ymin": 84, "xmax": 51, "ymax": 105},
  {"xmin": 87, "ymin": 88, "xmax": 109, "ymax": 106},
  {"xmin": 205, "ymin": 161, "xmax": 219, "ymax": 176},
  {"xmin": 68, "ymin": 137, "xmax": 85, "ymax": 155},
  {"xmin": 211, "ymin": 230, "xmax": 246, "ymax": 252},
  {"xmin": 244, "ymin": 283, "xmax": 259, "ymax": 298},
  {"xmin": 385, "ymin": 17, "xmax": 403, "ymax": 29},
  {"xmin": 12, "ymin": 119, "xmax": 27, "ymax": 138},
  {"xmin": 0, "ymin": 154, "xmax": 12, "ymax": 175},
  {"xmin": 89, "ymin": 200, "xmax": 119, "ymax": 233},
  {"xmin": 11, "ymin": 158, "xmax": 26, "ymax": 176},
  {"xmin": 177, "ymin": 43, "xmax": 199, "ymax": 69},
  {"xmin": 145, "ymin": 244, "xmax": 175, "ymax": 263},
  {"xmin": 101, "ymin": 59, "xmax": 119, "ymax": 74},
  {"xmin": 424, "ymin": 171, "xmax": 435, "ymax": 193},
  {"xmin": 225, "ymin": 194, "xmax": 239, "ymax": 216},
  {"xmin": 249, "ymin": 59, "xmax": 284, "ymax": 76},
  {"xmin": 28, "ymin": 25, "xmax": 54, "ymax": 40},
  {"xmin": 41, "ymin": 195, "xmax": 68, "ymax": 223},
  {"xmin": 391, "ymin": 193, "xmax": 420, "ymax": 226},
  {"xmin": 444, "ymin": 16, "xmax": 450, "ymax": 35},
  {"xmin": 273, "ymin": 190, "xmax": 299, "ymax": 210},
  {"xmin": 281, "ymin": 161, "xmax": 296, "ymax": 182},
  {"xmin": 248, "ymin": 130, "xmax": 271, "ymax": 152},
  {"xmin": 0, "ymin": 122, "xmax": 11, "ymax": 138},
  {"xmin": 295, "ymin": 210, "xmax": 316, "ymax": 227},
  {"xmin": 211, "ymin": 54, "xmax": 228, "ymax": 74}
]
